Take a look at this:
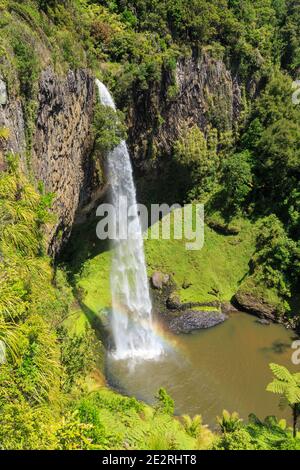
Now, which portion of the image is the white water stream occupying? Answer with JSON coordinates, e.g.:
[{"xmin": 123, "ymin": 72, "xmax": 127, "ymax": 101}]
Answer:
[{"xmin": 96, "ymin": 80, "xmax": 163, "ymax": 361}]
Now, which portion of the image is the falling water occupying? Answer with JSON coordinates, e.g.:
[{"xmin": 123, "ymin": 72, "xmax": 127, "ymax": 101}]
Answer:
[{"xmin": 96, "ymin": 80, "xmax": 163, "ymax": 361}]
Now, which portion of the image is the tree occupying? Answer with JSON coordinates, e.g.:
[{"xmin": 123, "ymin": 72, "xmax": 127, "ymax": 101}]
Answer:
[
  {"xmin": 222, "ymin": 150, "xmax": 253, "ymax": 212},
  {"xmin": 93, "ymin": 104, "xmax": 127, "ymax": 155},
  {"xmin": 38, "ymin": 1, "xmax": 68, "ymax": 11},
  {"xmin": 266, "ymin": 363, "xmax": 300, "ymax": 438},
  {"xmin": 173, "ymin": 125, "xmax": 219, "ymax": 201}
]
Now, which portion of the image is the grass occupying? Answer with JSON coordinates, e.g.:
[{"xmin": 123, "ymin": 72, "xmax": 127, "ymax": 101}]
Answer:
[
  {"xmin": 145, "ymin": 215, "xmax": 255, "ymax": 303},
  {"xmin": 70, "ymin": 208, "xmax": 256, "ymax": 320},
  {"xmin": 77, "ymin": 251, "xmax": 111, "ymax": 316}
]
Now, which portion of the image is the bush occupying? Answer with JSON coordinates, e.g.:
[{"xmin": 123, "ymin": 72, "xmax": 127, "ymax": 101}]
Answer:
[
  {"xmin": 217, "ymin": 410, "xmax": 243, "ymax": 434},
  {"xmin": 222, "ymin": 151, "xmax": 253, "ymax": 212},
  {"xmin": 57, "ymin": 325, "xmax": 95, "ymax": 393},
  {"xmin": 76, "ymin": 399, "xmax": 108, "ymax": 449},
  {"xmin": 252, "ymin": 215, "xmax": 300, "ymax": 299},
  {"xmin": 212, "ymin": 428, "xmax": 255, "ymax": 450},
  {"xmin": 93, "ymin": 103, "xmax": 127, "ymax": 155},
  {"xmin": 155, "ymin": 388, "xmax": 175, "ymax": 415},
  {"xmin": 55, "ymin": 411, "xmax": 93, "ymax": 450},
  {"xmin": 173, "ymin": 125, "xmax": 219, "ymax": 201}
]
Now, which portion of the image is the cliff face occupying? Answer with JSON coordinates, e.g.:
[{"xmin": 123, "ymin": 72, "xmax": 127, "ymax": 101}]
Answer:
[
  {"xmin": 32, "ymin": 68, "xmax": 96, "ymax": 254},
  {"xmin": 128, "ymin": 53, "xmax": 241, "ymax": 175},
  {"xmin": 0, "ymin": 68, "xmax": 98, "ymax": 254},
  {"xmin": 0, "ymin": 53, "xmax": 242, "ymax": 252}
]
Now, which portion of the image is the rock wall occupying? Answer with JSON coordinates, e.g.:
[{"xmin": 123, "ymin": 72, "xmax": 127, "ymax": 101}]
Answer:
[
  {"xmin": 0, "ymin": 52, "xmax": 242, "ymax": 253},
  {"xmin": 0, "ymin": 68, "xmax": 99, "ymax": 255},
  {"xmin": 32, "ymin": 68, "xmax": 96, "ymax": 254},
  {"xmin": 128, "ymin": 52, "xmax": 241, "ymax": 175}
]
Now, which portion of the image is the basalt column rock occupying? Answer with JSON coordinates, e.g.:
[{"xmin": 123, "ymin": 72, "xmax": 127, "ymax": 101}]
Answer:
[
  {"xmin": 127, "ymin": 52, "xmax": 242, "ymax": 175},
  {"xmin": 32, "ymin": 68, "xmax": 96, "ymax": 254}
]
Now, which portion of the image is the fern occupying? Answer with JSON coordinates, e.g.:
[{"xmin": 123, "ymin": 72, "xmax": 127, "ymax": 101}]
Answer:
[
  {"xmin": 217, "ymin": 409, "xmax": 243, "ymax": 433},
  {"xmin": 182, "ymin": 414, "xmax": 203, "ymax": 438},
  {"xmin": 269, "ymin": 363, "xmax": 293, "ymax": 383},
  {"xmin": 267, "ymin": 363, "xmax": 300, "ymax": 437}
]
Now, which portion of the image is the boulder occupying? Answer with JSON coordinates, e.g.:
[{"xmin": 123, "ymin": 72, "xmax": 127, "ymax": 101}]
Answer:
[
  {"xmin": 166, "ymin": 292, "xmax": 182, "ymax": 310},
  {"xmin": 234, "ymin": 290, "xmax": 277, "ymax": 321},
  {"xmin": 151, "ymin": 271, "xmax": 169, "ymax": 290},
  {"xmin": 221, "ymin": 301, "xmax": 239, "ymax": 315},
  {"xmin": 169, "ymin": 310, "xmax": 227, "ymax": 334},
  {"xmin": 256, "ymin": 318, "xmax": 270, "ymax": 326}
]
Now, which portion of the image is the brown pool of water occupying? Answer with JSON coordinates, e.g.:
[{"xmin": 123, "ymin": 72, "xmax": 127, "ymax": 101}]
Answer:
[{"xmin": 107, "ymin": 312, "xmax": 299, "ymax": 427}]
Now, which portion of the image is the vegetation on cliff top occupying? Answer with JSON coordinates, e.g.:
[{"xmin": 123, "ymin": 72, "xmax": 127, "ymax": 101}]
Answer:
[{"xmin": 0, "ymin": 0, "xmax": 300, "ymax": 450}]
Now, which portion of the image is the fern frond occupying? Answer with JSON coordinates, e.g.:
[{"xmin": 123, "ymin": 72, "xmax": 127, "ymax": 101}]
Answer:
[
  {"xmin": 269, "ymin": 363, "xmax": 293, "ymax": 383},
  {"xmin": 286, "ymin": 387, "xmax": 300, "ymax": 405},
  {"xmin": 266, "ymin": 380, "xmax": 288, "ymax": 395}
]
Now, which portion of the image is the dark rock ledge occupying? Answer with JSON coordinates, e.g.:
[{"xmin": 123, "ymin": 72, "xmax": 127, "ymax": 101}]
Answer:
[
  {"xmin": 233, "ymin": 290, "xmax": 278, "ymax": 322},
  {"xmin": 168, "ymin": 310, "xmax": 227, "ymax": 334},
  {"xmin": 150, "ymin": 272, "xmax": 232, "ymax": 334}
]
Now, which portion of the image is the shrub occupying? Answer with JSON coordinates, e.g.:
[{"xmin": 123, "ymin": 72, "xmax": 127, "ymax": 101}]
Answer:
[
  {"xmin": 155, "ymin": 388, "xmax": 175, "ymax": 415},
  {"xmin": 222, "ymin": 151, "xmax": 253, "ymax": 212},
  {"xmin": 217, "ymin": 410, "xmax": 243, "ymax": 433},
  {"xmin": 212, "ymin": 428, "xmax": 255, "ymax": 450},
  {"xmin": 173, "ymin": 125, "xmax": 219, "ymax": 201},
  {"xmin": 55, "ymin": 411, "xmax": 93, "ymax": 450},
  {"xmin": 57, "ymin": 325, "xmax": 95, "ymax": 393},
  {"xmin": 252, "ymin": 215, "xmax": 300, "ymax": 299},
  {"xmin": 93, "ymin": 103, "xmax": 127, "ymax": 155}
]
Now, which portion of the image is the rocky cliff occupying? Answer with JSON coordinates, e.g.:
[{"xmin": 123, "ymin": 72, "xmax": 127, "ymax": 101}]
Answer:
[
  {"xmin": 128, "ymin": 52, "xmax": 241, "ymax": 176},
  {"xmin": 32, "ymin": 68, "xmax": 97, "ymax": 254},
  {"xmin": 0, "ymin": 68, "xmax": 99, "ymax": 254},
  {"xmin": 1, "ymin": 52, "xmax": 242, "ymax": 253}
]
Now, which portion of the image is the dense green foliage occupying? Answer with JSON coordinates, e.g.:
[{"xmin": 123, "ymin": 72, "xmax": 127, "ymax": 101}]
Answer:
[
  {"xmin": 0, "ymin": 159, "xmax": 101, "ymax": 449},
  {"xmin": 93, "ymin": 103, "xmax": 127, "ymax": 154},
  {"xmin": 267, "ymin": 363, "xmax": 300, "ymax": 437},
  {"xmin": 0, "ymin": 0, "xmax": 300, "ymax": 451}
]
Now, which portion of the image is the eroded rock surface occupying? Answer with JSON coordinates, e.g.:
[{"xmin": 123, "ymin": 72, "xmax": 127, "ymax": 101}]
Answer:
[
  {"xmin": 169, "ymin": 310, "xmax": 227, "ymax": 334},
  {"xmin": 32, "ymin": 68, "xmax": 96, "ymax": 254},
  {"xmin": 0, "ymin": 68, "xmax": 99, "ymax": 254},
  {"xmin": 0, "ymin": 78, "xmax": 8, "ymax": 105},
  {"xmin": 233, "ymin": 290, "xmax": 278, "ymax": 321},
  {"xmin": 128, "ymin": 52, "xmax": 241, "ymax": 175}
]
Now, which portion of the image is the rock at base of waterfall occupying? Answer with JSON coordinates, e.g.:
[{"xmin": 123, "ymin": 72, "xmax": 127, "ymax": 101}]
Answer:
[
  {"xmin": 169, "ymin": 310, "xmax": 227, "ymax": 334},
  {"xmin": 166, "ymin": 292, "xmax": 182, "ymax": 310},
  {"xmin": 256, "ymin": 318, "xmax": 270, "ymax": 326},
  {"xmin": 0, "ymin": 79, "xmax": 7, "ymax": 105},
  {"xmin": 221, "ymin": 301, "xmax": 239, "ymax": 315},
  {"xmin": 151, "ymin": 271, "xmax": 170, "ymax": 290}
]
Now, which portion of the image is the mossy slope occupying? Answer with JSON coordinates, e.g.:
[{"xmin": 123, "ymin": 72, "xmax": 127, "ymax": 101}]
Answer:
[{"xmin": 72, "ymin": 210, "xmax": 256, "ymax": 318}]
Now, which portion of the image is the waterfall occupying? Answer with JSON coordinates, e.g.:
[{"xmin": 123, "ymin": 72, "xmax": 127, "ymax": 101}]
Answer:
[{"xmin": 96, "ymin": 80, "xmax": 163, "ymax": 361}]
